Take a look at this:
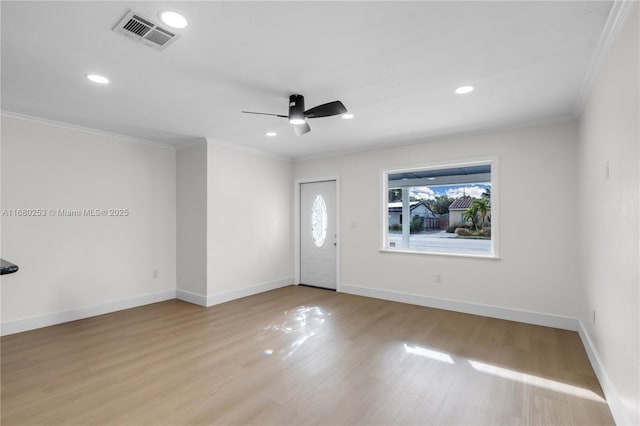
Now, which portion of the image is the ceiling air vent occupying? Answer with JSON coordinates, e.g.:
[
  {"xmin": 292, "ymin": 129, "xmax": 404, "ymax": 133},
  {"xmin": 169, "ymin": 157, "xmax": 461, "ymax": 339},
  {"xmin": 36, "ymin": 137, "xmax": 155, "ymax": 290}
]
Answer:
[{"xmin": 112, "ymin": 10, "xmax": 179, "ymax": 51}]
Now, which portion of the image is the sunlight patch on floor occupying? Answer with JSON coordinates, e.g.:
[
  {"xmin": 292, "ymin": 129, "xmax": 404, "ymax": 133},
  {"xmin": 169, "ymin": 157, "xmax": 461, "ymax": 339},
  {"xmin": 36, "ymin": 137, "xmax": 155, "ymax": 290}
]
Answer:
[
  {"xmin": 262, "ymin": 306, "xmax": 329, "ymax": 358},
  {"xmin": 401, "ymin": 343, "xmax": 605, "ymax": 403},
  {"xmin": 468, "ymin": 359, "xmax": 606, "ymax": 403},
  {"xmin": 403, "ymin": 343, "xmax": 455, "ymax": 364}
]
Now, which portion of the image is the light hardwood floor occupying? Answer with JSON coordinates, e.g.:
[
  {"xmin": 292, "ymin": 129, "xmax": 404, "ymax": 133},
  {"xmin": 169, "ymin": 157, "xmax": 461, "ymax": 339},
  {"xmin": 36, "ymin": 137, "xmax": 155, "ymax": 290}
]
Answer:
[{"xmin": 1, "ymin": 286, "xmax": 614, "ymax": 425}]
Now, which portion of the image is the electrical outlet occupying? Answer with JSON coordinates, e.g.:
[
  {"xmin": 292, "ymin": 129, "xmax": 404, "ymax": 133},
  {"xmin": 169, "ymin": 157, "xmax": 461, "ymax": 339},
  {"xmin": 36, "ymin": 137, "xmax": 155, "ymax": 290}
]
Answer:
[
  {"xmin": 593, "ymin": 310, "xmax": 596, "ymax": 323},
  {"xmin": 152, "ymin": 269, "xmax": 158, "ymax": 279},
  {"xmin": 435, "ymin": 274, "xmax": 443, "ymax": 284}
]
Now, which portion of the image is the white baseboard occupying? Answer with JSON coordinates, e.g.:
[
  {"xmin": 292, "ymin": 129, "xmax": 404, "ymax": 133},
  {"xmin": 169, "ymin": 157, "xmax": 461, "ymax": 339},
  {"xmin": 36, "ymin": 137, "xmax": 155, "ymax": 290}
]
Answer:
[
  {"xmin": 206, "ymin": 277, "xmax": 292, "ymax": 307},
  {"xmin": 1, "ymin": 289, "xmax": 177, "ymax": 336},
  {"xmin": 176, "ymin": 289, "xmax": 208, "ymax": 307},
  {"xmin": 340, "ymin": 283, "xmax": 578, "ymax": 331},
  {"xmin": 577, "ymin": 320, "xmax": 629, "ymax": 426}
]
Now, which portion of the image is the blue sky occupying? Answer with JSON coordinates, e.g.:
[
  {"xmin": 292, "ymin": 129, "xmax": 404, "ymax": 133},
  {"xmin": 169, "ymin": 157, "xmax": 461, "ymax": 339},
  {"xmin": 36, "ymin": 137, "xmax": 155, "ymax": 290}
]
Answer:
[{"xmin": 411, "ymin": 183, "xmax": 491, "ymax": 200}]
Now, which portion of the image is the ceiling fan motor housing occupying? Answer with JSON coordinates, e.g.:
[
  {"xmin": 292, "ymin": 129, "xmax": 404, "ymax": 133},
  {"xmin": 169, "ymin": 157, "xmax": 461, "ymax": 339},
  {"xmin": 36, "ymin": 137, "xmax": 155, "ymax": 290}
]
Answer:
[{"xmin": 289, "ymin": 94, "xmax": 305, "ymax": 122}]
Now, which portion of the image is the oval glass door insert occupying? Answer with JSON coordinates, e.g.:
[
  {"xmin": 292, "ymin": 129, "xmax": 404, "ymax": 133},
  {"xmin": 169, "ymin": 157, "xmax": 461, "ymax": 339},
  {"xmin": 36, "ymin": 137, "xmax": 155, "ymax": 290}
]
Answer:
[{"xmin": 311, "ymin": 195, "xmax": 328, "ymax": 247}]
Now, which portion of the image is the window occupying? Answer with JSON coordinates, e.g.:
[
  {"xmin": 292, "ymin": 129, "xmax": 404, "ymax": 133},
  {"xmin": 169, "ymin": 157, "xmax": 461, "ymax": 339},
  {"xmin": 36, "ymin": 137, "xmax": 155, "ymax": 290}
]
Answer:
[
  {"xmin": 381, "ymin": 158, "xmax": 498, "ymax": 258},
  {"xmin": 311, "ymin": 195, "xmax": 328, "ymax": 247}
]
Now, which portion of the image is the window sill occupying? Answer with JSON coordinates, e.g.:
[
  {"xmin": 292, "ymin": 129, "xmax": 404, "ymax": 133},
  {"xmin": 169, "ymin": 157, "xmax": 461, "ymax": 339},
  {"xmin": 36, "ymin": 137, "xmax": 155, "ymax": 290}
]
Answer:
[{"xmin": 378, "ymin": 248, "xmax": 500, "ymax": 260}]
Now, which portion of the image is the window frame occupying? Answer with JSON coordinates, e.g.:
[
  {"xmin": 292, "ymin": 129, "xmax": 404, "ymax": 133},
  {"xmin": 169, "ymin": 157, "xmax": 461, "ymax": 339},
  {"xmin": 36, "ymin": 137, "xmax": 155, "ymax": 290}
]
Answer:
[{"xmin": 380, "ymin": 156, "xmax": 499, "ymax": 259}]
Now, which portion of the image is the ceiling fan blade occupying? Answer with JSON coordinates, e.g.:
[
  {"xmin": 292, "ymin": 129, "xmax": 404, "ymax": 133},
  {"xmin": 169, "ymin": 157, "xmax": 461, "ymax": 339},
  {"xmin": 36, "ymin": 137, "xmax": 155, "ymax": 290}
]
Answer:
[
  {"xmin": 304, "ymin": 101, "xmax": 347, "ymax": 119},
  {"xmin": 293, "ymin": 122, "xmax": 311, "ymax": 136},
  {"xmin": 241, "ymin": 111, "xmax": 288, "ymax": 118}
]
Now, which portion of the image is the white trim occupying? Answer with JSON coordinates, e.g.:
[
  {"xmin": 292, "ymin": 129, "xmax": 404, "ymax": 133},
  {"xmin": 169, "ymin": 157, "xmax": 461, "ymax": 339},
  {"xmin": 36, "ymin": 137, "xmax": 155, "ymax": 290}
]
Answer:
[
  {"xmin": 1, "ymin": 290, "xmax": 177, "ymax": 336},
  {"xmin": 382, "ymin": 156, "xmax": 498, "ymax": 177},
  {"xmin": 378, "ymin": 248, "xmax": 500, "ymax": 260},
  {"xmin": 340, "ymin": 283, "xmax": 578, "ymax": 331},
  {"xmin": 577, "ymin": 321, "xmax": 629, "ymax": 426},
  {"xmin": 335, "ymin": 177, "xmax": 342, "ymax": 291},
  {"xmin": 205, "ymin": 277, "xmax": 292, "ymax": 307},
  {"xmin": 176, "ymin": 289, "xmax": 208, "ymax": 307},
  {"xmin": 1, "ymin": 110, "xmax": 177, "ymax": 151},
  {"xmin": 205, "ymin": 137, "xmax": 292, "ymax": 162},
  {"xmin": 294, "ymin": 177, "xmax": 341, "ymax": 291},
  {"xmin": 573, "ymin": 0, "xmax": 635, "ymax": 114}
]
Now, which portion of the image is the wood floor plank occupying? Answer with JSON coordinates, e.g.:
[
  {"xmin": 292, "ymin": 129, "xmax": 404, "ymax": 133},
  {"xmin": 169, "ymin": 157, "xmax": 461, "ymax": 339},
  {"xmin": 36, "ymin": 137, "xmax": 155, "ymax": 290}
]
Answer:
[{"xmin": 1, "ymin": 285, "xmax": 614, "ymax": 425}]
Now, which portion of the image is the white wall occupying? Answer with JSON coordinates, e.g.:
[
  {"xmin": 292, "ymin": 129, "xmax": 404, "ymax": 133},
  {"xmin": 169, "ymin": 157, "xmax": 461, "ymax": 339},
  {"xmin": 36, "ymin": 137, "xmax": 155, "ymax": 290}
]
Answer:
[
  {"xmin": 1, "ymin": 115, "xmax": 176, "ymax": 334},
  {"xmin": 577, "ymin": 3, "xmax": 639, "ymax": 425},
  {"xmin": 176, "ymin": 141, "xmax": 208, "ymax": 302},
  {"xmin": 206, "ymin": 140, "xmax": 293, "ymax": 304},
  {"xmin": 294, "ymin": 121, "xmax": 580, "ymax": 320}
]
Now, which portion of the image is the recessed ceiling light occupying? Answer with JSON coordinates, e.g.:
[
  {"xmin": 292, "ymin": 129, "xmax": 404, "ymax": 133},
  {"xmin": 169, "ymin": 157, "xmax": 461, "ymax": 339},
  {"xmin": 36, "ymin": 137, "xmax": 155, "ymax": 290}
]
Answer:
[
  {"xmin": 160, "ymin": 11, "xmax": 187, "ymax": 29},
  {"xmin": 341, "ymin": 113, "xmax": 354, "ymax": 119},
  {"xmin": 427, "ymin": 177, "xmax": 436, "ymax": 180},
  {"xmin": 266, "ymin": 132, "xmax": 277, "ymax": 137},
  {"xmin": 86, "ymin": 74, "xmax": 109, "ymax": 84},
  {"xmin": 454, "ymin": 85, "xmax": 474, "ymax": 94}
]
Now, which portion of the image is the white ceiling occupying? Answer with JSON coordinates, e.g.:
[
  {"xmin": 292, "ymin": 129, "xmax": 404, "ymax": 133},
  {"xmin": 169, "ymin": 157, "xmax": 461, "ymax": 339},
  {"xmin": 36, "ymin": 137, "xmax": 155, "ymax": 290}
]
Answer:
[{"xmin": 1, "ymin": 1, "xmax": 612, "ymax": 159}]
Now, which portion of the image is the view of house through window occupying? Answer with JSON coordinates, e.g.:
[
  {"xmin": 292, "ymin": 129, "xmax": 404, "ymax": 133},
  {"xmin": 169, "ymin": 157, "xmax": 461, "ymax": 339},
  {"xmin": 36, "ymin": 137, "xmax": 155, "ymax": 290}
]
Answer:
[{"xmin": 383, "ymin": 160, "xmax": 496, "ymax": 257}]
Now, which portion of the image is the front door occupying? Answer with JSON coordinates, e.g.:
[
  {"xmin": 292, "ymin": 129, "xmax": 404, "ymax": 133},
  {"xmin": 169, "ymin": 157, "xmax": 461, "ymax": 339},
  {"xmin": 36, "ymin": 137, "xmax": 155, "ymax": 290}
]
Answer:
[{"xmin": 300, "ymin": 180, "xmax": 336, "ymax": 289}]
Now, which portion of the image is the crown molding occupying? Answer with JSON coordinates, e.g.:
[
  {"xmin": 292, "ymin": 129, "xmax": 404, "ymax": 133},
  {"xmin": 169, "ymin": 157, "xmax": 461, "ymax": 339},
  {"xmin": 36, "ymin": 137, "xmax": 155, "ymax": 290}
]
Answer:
[
  {"xmin": 1, "ymin": 110, "xmax": 177, "ymax": 151},
  {"xmin": 573, "ymin": 0, "xmax": 635, "ymax": 114}
]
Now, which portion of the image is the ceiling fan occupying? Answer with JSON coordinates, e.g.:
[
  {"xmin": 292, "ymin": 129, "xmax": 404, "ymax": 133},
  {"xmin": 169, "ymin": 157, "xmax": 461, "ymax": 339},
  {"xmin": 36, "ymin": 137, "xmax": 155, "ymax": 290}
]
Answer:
[{"xmin": 242, "ymin": 94, "xmax": 348, "ymax": 135}]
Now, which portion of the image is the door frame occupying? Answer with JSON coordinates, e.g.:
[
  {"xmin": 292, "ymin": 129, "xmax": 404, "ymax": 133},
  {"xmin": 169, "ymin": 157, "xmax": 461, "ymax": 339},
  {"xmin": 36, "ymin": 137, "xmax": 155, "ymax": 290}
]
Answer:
[{"xmin": 294, "ymin": 176, "xmax": 341, "ymax": 291}]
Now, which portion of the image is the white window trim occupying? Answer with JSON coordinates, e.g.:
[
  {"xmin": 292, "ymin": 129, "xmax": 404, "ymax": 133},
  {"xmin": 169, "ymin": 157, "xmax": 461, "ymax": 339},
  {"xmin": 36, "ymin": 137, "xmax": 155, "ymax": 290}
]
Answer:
[{"xmin": 380, "ymin": 156, "xmax": 499, "ymax": 259}]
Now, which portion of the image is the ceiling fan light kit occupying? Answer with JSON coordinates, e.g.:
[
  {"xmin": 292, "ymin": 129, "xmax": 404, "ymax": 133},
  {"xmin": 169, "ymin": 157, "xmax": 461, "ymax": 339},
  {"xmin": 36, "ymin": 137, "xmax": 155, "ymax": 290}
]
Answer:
[
  {"xmin": 288, "ymin": 94, "xmax": 306, "ymax": 125},
  {"xmin": 242, "ymin": 94, "xmax": 348, "ymax": 136}
]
